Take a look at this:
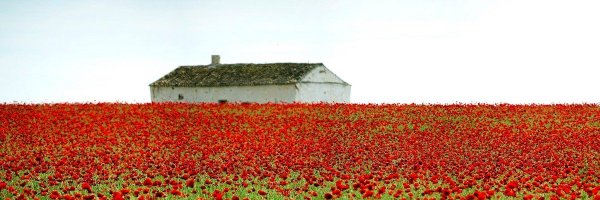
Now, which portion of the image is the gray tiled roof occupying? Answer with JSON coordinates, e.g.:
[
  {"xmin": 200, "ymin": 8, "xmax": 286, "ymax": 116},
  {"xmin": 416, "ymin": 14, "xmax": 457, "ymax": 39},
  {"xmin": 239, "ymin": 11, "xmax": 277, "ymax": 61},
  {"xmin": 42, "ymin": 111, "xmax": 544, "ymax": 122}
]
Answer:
[{"xmin": 150, "ymin": 63, "xmax": 322, "ymax": 87}]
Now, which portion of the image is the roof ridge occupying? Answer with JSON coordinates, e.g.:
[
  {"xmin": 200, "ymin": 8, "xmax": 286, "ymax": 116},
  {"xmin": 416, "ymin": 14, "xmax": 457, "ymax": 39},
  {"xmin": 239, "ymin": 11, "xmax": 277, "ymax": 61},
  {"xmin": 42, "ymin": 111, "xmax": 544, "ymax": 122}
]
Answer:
[{"xmin": 179, "ymin": 62, "xmax": 323, "ymax": 67}]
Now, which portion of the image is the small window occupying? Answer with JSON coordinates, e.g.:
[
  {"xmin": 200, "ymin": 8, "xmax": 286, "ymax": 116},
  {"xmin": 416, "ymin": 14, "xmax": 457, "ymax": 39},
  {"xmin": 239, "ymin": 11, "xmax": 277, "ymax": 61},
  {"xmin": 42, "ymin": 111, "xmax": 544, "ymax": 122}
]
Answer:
[
  {"xmin": 218, "ymin": 99, "xmax": 228, "ymax": 104},
  {"xmin": 178, "ymin": 94, "xmax": 184, "ymax": 100},
  {"xmin": 319, "ymin": 70, "xmax": 326, "ymax": 73}
]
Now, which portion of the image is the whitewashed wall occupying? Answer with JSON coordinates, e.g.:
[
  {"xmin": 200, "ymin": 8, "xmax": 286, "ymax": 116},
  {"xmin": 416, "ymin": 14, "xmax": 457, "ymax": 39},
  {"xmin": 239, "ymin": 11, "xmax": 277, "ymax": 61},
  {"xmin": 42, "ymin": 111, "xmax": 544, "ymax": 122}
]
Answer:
[
  {"xmin": 151, "ymin": 85, "xmax": 296, "ymax": 103},
  {"xmin": 294, "ymin": 83, "xmax": 351, "ymax": 103},
  {"xmin": 294, "ymin": 65, "xmax": 351, "ymax": 103}
]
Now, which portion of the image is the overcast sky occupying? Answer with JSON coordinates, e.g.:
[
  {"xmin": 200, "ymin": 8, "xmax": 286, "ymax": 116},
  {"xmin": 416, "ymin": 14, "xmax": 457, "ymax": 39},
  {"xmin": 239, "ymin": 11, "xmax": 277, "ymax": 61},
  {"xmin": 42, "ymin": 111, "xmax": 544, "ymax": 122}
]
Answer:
[{"xmin": 1, "ymin": 0, "xmax": 599, "ymax": 104}]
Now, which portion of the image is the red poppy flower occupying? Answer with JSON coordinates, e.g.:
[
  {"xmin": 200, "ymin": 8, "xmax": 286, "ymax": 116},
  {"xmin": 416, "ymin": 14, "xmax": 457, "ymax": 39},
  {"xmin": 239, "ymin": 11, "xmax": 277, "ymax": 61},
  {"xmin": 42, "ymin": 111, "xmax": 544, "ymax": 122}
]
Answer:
[
  {"xmin": 142, "ymin": 178, "xmax": 153, "ymax": 186},
  {"xmin": 170, "ymin": 189, "xmax": 182, "ymax": 196},
  {"xmin": 506, "ymin": 181, "xmax": 518, "ymax": 189},
  {"xmin": 258, "ymin": 190, "xmax": 267, "ymax": 196},
  {"xmin": 49, "ymin": 190, "xmax": 61, "ymax": 200},
  {"xmin": 332, "ymin": 189, "xmax": 341, "ymax": 195},
  {"xmin": 504, "ymin": 189, "xmax": 516, "ymax": 197},
  {"xmin": 213, "ymin": 190, "xmax": 223, "ymax": 200},
  {"xmin": 186, "ymin": 179, "xmax": 195, "ymax": 188},
  {"xmin": 362, "ymin": 190, "xmax": 374, "ymax": 198},
  {"xmin": 81, "ymin": 182, "xmax": 92, "ymax": 193},
  {"xmin": 0, "ymin": 181, "xmax": 7, "ymax": 191},
  {"xmin": 112, "ymin": 191, "xmax": 124, "ymax": 200}
]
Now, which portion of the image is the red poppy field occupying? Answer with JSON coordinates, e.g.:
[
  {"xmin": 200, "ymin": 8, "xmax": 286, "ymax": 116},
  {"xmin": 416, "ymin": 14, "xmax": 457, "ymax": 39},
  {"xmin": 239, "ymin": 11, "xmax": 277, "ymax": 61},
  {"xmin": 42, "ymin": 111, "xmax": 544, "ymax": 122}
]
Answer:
[{"xmin": 1, "ymin": 103, "xmax": 600, "ymax": 200}]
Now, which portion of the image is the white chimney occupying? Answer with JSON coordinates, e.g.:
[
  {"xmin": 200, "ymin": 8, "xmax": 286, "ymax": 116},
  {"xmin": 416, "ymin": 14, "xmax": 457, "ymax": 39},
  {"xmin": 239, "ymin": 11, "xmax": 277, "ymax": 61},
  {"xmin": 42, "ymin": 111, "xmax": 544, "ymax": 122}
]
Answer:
[{"xmin": 211, "ymin": 55, "xmax": 220, "ymax": 65}]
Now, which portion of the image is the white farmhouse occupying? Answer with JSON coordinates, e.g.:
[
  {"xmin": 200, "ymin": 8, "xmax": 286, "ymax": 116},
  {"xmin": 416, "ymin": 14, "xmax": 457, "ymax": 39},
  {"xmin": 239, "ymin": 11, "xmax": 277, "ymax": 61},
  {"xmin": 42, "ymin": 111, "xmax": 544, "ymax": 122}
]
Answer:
[{"xmin": 149, "ymin": 55, "xmax": 351, "ymax": 103}]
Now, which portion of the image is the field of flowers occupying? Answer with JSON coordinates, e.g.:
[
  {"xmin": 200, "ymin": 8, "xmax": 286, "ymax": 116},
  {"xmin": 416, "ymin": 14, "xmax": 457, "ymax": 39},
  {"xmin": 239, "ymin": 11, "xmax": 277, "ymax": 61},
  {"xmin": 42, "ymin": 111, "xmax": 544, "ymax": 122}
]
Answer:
[{"xmin": 1, "ymin": 103, "xmax": 600, "ymax": 200}]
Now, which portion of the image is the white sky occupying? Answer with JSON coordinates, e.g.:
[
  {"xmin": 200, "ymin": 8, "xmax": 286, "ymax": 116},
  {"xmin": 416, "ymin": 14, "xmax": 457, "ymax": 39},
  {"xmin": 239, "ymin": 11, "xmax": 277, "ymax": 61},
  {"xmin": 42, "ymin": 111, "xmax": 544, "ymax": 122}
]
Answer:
[{"xmin": 1, "ymin": 0, "xmax": 599, "ymax": 104}]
